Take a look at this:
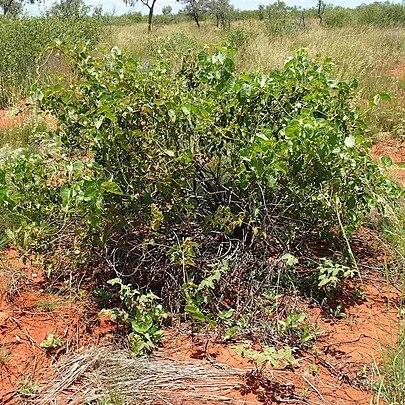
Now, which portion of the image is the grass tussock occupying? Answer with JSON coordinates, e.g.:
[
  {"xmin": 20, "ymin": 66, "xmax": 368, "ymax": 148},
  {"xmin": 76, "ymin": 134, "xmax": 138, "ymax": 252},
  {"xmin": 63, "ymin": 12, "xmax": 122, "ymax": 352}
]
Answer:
[{"xmin": 374, "ymin": 332, "xmax": 405, "ymax": 404}]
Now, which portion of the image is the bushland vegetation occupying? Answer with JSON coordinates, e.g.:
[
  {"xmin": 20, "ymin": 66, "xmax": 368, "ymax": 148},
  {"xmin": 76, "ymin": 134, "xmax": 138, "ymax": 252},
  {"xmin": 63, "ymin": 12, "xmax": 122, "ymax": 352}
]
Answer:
[{"xmin": 0, "ymin": 1, "xmax": 404, "ymax": 402}]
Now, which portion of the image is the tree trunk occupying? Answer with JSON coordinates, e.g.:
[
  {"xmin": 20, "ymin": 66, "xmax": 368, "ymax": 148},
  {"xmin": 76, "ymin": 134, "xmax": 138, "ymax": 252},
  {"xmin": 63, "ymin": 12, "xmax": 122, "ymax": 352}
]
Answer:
[
  {"xmin": 317, "ymin": 0, "xmax": 325, "ymax": 26},
  {"xmin": 193, "ymin": 13, "xmax": 200, "ymax": 28},
  {"xmin": 147, "ymin": 0, "xmax": 157, "ymax": 33},
  {"xmin": 3, "ymin": 0, "xmax": 12, "ymax": 16}
]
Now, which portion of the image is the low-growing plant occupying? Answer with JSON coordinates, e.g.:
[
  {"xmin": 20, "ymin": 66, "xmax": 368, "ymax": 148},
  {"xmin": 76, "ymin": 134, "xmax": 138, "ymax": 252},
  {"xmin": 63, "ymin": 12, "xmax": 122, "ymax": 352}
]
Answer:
[
  {"xmin": 316, "ymin": 258, "xmax": 357, "ymax": 293},
  {"xmin": 183, "ymin": 260, "xmax": 233, "ymax": 329},
  {"xmin": 101, "ymin": 278, "xmax": 167, "ymax": 356},
  {"xmin": 234, "ymin": 343, "xmax": 298, "ymax": 369},
  {"xmin": 278, "ymin": 311, "xmax": 317, "ymax": 346},
  {"xmin": 17, "ymin": 377, "xmax": 41, "ymax": 398},
  {"xmin": 40, "ymin": 333, "xmax": 63, "ymax": 350}
]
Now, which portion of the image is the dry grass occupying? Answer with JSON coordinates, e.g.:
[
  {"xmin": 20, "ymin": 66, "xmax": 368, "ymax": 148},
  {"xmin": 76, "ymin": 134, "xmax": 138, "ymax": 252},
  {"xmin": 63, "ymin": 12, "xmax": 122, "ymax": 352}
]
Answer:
[{"xmin": 39, "ymin": 347, "xmax": 248, "ymax": 404}]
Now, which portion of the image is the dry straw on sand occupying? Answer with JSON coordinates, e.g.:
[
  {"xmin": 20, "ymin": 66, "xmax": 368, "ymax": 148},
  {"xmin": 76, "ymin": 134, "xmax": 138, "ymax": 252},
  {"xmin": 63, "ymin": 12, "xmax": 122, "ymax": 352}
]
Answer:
[{"xmin": 39, "ymin": 347, "xmax": 249, "ymax": 404}]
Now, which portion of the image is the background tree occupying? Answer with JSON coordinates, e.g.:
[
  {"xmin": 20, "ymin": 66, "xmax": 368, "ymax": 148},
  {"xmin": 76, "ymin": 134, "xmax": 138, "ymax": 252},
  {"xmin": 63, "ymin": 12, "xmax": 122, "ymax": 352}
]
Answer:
[
  {"xmin": 209, "ymin": 0, "xmax": 233, "ymax": 29},
  {"xmin": 0, "ymin": 0, "xmax": 33, "ymax": 16},
  {"xmin": 177, "ymin": 0, "xmax": 209, "ymax": 28},
  {"xmin": 92, "ymin": 5, "xmax": 103, "ymax": 17},
  {"xmin": 258, "ymin": 4, "xmax": 265, "ymax": 20},
  {"xmin": 162, "ymin": 4, "xmax": 172, "ymax": 15},
  {"xmin": 317, "ymin": 0, "xmax": 326, "ymax": 25},
  {"xmin": 124, "ymin": 0, "xmax": 157, "ymax": 32},
  {"xmin": 49, "ymin": 0, "xmax": 89, "ymax": 18},
  {"xmin": 298, "ymin": 8, "xmax": 305, "ymax": 28}
]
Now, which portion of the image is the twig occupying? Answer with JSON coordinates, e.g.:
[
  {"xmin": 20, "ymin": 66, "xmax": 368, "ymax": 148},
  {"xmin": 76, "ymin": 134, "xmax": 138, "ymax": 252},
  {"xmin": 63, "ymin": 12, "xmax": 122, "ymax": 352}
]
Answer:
[{"xmin": 302, "ymin": 375, "xmax": 325, "ymax": 403}]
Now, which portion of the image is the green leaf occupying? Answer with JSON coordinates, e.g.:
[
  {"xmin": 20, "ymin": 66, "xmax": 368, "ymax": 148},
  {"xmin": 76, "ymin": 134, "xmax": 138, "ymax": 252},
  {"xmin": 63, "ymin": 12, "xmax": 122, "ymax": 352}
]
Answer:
[
  {"xmin": 0, "ymin": 188, "xmax": 7, "ymax": 204},
  {"xmin": 381, "ymin": 156, "xmax": 392, "ymax": 167},
  {"xmin": 93, "ymin": 116, "xmax": 104, "ymax": 129},
  {"xmin": 370, "ymin": 92, "xmax": 391, "ymax": 108},
  {"xmin": 347, "ymin": 196, "xmax": 356, "ymax": 209},
  {"xmin": 101, "ymin": 181, "xmax": 123, "ymax": 195},
  {"xmin": 218, "ymin": 309, "xmax": 235, "ymax": 320},
  {"xmin": 184, "ymin": 305, "xmax": 206, "ymax": 322},
  {"xmin": 168, "ymin": 109, "xmax": 176, "ymax": 123},
  {"xmin": 131, "ymin": 318, "xmax": 153, "ymax": 334},
  {"xmin": 344, "ymin": 136, "xmax": 355, "ymax": 148},
  {"xmin": 281, "ymin": 253, "xmax": 298, "ymax": 267}
]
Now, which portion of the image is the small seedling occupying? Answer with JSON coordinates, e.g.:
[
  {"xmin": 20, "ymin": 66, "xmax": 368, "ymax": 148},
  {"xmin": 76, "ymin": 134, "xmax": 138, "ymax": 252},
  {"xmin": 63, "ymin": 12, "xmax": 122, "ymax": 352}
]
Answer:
[
  {"xmin": 0, "ymin": 345, "xmax": 11, "ymax": 364},
  {"xmin": 357, "ymin": 365, "xmax": 368, "ymax": 378},
  {"xmin": 353, "ymin": 287, "xmax": 366, "ymax": 301},
  {"xmin": 329, "ymin": 303, "xmax": 348, "ymax": 319},
  {"xmin": 317, "ymin": 258, "xmax": 356, "ymax": 293},
  {"xmin": 101, "ymin": 278, "xmax": 167, "ymax": 356},
  {"xmin": 234, "ymin": 343, "xmax": 298, "ymax": 369},
  {"xmin": 309, "ymin": 362, "xmax": 319, "ymax": 375},
  {"xmin": 34, "ymin": 299, "xmax": 59, "ymax": 312},
  {"xmin": 17, "ymin": 377, "xmax": 41, "ymax": 397},
  {"xmin": 278, "ymin": 311, "xmax": 317, "ymax": 346},
  {"xmin": 40, "ymin": 334, "xmax": 63, "ymax": 350}
]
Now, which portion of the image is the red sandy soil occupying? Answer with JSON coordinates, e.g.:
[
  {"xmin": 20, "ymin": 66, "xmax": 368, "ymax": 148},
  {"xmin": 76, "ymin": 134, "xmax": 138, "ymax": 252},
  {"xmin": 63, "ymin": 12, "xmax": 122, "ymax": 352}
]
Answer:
[
  {"xmin": 0, "ymin": 247, "xmax": 400, "ymax": 404},
  {"xmin": 371, "ymin": 134, "xmax": 405, "ymax": 187},
  {"xmin": 0, "ymin": 249, "xmax": 112, "ymax": 403},
  {"xmin": 158, "ymin": 274, "xmax": 400, "ymax": 404}
]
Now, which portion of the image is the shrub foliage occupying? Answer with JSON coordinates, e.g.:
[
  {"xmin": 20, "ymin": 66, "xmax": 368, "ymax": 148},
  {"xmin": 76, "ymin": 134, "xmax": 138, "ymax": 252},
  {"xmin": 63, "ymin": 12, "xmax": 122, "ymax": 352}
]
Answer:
[{"xmin": 0, "ymin": 45, "xmax": 399, "ymax": 315}]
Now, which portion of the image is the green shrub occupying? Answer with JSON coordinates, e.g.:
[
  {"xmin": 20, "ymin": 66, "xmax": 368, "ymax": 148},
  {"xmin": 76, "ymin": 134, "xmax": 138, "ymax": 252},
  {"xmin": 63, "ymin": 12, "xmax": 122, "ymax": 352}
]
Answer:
[
  {"xmin": 264, "ymin": 1, "xmax": 300, "ymax": 36},
  {"xmin": 324, "ymin": 7, "xmax": 355, "ymax": 28},
  {"xmin": 320, "ymin": 2, "xmax": 405, "ymax": 28},
  {"xmin": 0, "ymin": 45, "xmax": 400, "ymax": 314},
  {"xmin": 106, "ymin": 12, "xmax": 145, "ymax": 26},
  {"xmin": 356, "ymin": 2, "xmax": 405, "ymax": 28},
  {"xmin": 150, "ymin": 31, "xmax": 201, "ymax": 58},
  {"xmin": 0, "ymin": 150, "xmax": 64, "ymax": 249},
  {"xmin": 0, "ymin": 16, "xmax": 102, "ymax": 107},
  {"xmin": 225, "ymin": 27, "xmax": 249, "ymax": 49}
]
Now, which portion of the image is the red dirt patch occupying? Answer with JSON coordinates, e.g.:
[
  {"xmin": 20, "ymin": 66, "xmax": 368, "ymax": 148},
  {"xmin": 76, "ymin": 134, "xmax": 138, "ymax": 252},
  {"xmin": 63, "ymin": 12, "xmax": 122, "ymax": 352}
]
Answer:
[
  {"xmin": 158, "ymin": 276, "xmax": 399, "ymax": 404},
  {"xmin": 0, "ymin": 249, "xmax": 112, "ymax": 403},
  {"xmin": 371, "ymin": 134, "xmax": 405, "ymax": 187},
  {"xmin": 0, "ymin": 247, "xmax": 400, "ymax": 404},
  {"xmin": 389, "ymin": 63, "xmax": 405, "ymax": 79}
]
